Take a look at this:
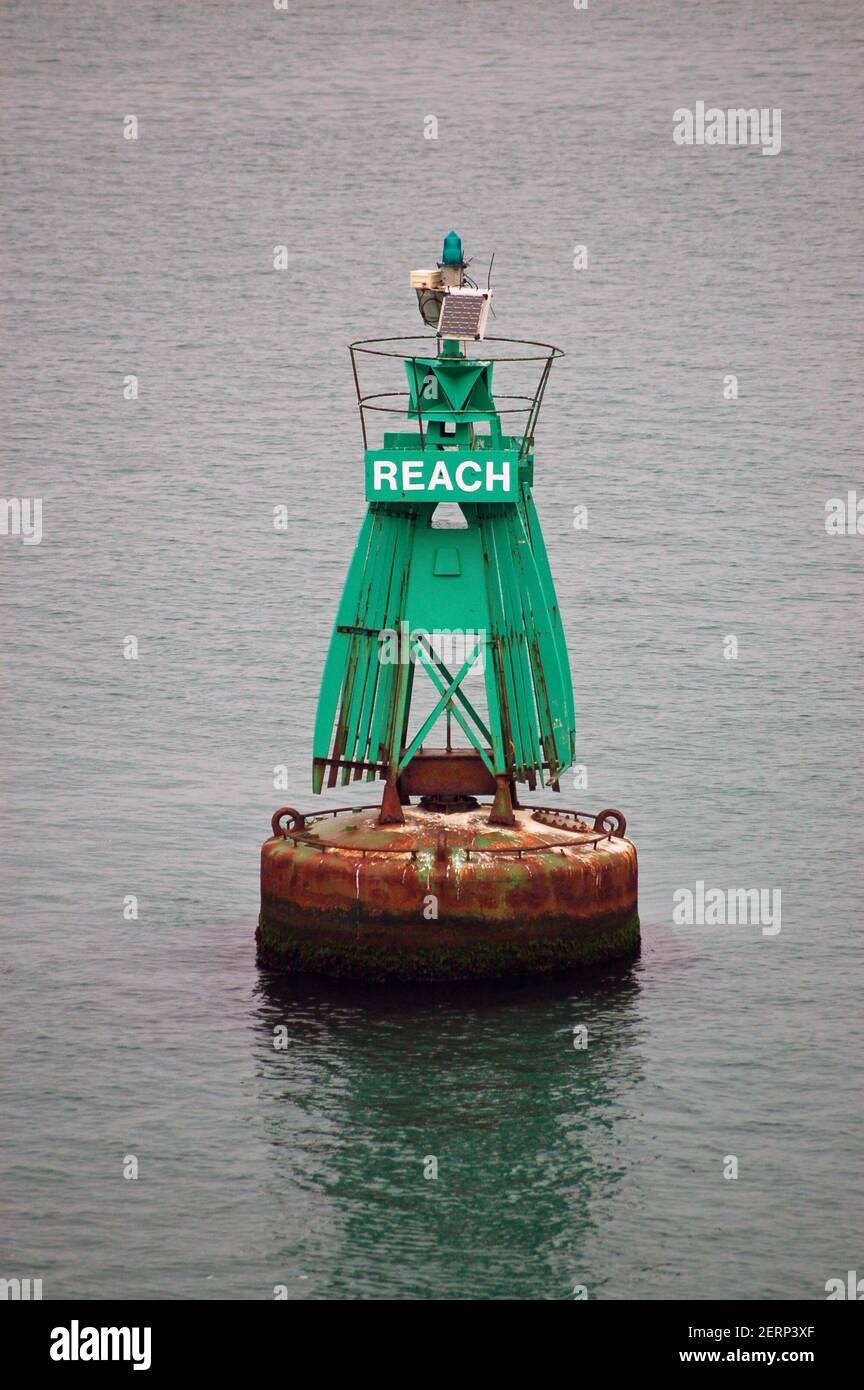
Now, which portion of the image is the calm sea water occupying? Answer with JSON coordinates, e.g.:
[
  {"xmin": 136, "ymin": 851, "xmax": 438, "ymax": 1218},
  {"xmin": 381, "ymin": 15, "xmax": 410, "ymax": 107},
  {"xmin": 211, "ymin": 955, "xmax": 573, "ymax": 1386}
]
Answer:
[{"xmin": 2, "ymin": 0, "xmax": 862, "ymax": 1300}]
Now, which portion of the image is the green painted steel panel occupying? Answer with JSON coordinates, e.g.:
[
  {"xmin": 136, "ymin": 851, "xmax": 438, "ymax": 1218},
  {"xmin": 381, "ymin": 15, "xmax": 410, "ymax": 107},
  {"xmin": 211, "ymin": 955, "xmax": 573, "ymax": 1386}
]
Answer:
[{"xmin": 313, "ymin": 343, "xmax": 575, "ymax": 790}]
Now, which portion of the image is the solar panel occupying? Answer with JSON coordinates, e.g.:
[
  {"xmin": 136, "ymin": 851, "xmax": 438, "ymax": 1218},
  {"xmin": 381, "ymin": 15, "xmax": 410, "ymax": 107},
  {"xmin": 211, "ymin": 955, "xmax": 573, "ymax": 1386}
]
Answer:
[{"xmin": 437, "ymin": 289, "xmax": 491, "ymax": 340}]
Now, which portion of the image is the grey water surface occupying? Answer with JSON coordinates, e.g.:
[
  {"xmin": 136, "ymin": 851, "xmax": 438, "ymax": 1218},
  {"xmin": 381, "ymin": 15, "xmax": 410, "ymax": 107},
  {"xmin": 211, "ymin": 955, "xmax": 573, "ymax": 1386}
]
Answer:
[{"xmin": 1, "ymin": 0, "xmax": 862, "ymax": 1299}]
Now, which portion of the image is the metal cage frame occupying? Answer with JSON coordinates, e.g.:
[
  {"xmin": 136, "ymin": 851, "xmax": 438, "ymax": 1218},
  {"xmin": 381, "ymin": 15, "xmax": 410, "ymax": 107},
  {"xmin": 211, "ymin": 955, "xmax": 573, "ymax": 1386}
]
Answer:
[{"xmin": 348, "ymin": 335, "xmax": 564, "ymax": 456}]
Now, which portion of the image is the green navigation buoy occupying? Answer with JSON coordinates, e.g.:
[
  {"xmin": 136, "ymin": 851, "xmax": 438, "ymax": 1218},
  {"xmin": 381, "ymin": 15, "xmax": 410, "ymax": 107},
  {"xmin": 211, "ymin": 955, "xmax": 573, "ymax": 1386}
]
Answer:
[{"xmin": 258, "ymin": 234, "xmax": 638, "ymax": 980}]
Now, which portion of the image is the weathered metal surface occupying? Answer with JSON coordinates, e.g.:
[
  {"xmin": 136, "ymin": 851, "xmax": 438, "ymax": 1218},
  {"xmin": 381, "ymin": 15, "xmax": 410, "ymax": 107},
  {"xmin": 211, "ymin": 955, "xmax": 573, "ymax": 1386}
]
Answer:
[
  {"xmin": 271, "ymin": 806, "xmax": 306, "ymax": 837},
  {"xmin": 418, "ymin": 793, "xmax": 481, "ymax": 814},
  {"xmin": 259, "ymin": 804, "xmax": 638, "ymax": 981},
  {"xmin": 488, "ymin": 773, "xmax": 517, "ymax": 827},
  {"xmin": 532, "ymin": 808, "xmax": 592, "ymax": 833},
  {"xmin": 594, "ymin": 808, "xmax": 627, "ymax": 837},
  {"xmin": 532, "ymin": 806, "xmax": 627, "ymax": 837},
  {"xmin": 399, "ymin": 748, "xmax": 496, "ymax": 796}
]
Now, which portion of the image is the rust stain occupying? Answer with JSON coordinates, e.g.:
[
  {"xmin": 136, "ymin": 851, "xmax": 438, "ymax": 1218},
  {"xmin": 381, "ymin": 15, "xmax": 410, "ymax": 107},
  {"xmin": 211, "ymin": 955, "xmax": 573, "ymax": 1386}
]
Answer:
[{"xmin": 260, "ymin": 803, "xmax": 638, "ymax": 956}]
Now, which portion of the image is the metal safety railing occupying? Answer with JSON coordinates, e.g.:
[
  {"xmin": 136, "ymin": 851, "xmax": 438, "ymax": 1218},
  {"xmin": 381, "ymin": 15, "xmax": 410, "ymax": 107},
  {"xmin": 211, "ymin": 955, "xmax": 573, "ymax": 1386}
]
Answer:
[
  {"xmin": 348, "ymin": 336, "xmax": 564, "ymax": 456},
  {"xmin": 270, "ymin": 802, "xmax": 624, "ymax": 855}
]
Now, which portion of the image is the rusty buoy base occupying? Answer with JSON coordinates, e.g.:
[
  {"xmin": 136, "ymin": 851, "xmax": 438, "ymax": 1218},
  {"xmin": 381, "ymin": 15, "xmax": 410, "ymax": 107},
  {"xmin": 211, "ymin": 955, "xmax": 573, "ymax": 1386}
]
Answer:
[{"xmin": 258, "ymin": 803, "xmax": 638, "ymax": 983}]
